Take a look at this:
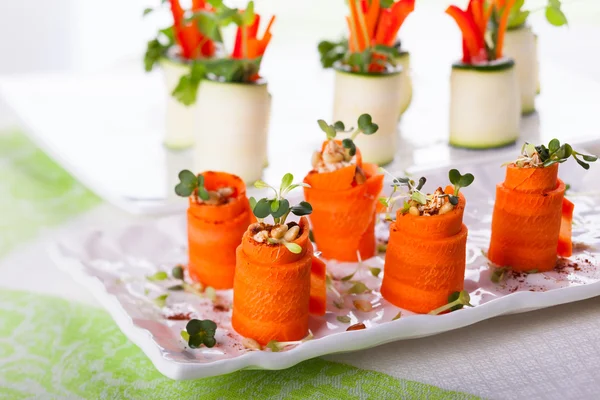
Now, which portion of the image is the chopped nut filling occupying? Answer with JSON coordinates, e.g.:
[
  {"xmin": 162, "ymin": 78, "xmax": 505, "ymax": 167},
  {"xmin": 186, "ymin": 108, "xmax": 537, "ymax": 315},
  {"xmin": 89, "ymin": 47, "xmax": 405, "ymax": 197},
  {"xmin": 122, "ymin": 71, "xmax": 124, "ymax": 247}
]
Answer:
[
  {"xmin": 410, "ymin": 187, "xmax": 455, "ymax": 217},
  {"xmin": 192, "ymin": 186, "xmax": 235, "ymax": 205},
  {"xmin": 312, "ymin": 140, "xmax": 354, "ymax": 173},
  {"xmin": 249, "ymin": 222, "xmax": 301, "ymax": 244}
]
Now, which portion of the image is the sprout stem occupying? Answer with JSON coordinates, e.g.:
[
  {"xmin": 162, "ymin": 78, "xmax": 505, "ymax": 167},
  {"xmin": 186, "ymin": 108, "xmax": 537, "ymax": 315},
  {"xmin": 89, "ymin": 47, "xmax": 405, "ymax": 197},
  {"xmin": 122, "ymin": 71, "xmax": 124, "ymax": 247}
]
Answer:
[{"xmin": 428, "ymin": 291, "xmax": 473, "ymax": 315}]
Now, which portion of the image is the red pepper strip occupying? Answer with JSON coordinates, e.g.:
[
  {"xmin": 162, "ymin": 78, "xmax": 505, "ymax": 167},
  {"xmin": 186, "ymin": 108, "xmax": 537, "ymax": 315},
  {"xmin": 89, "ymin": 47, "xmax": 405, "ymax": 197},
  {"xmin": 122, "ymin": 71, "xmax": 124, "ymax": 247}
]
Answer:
[
  {"xmin": 374, "ymin": 9, "xmax": 393, "ymax": 45},
  {"xmin": 445, "ymin": 5, "xmax": 485, "ymax": 63},
  {"xmin": 355, "ymin": 2, "xmax": 371, "ymax": 48},
  {"xmin": 360, "ymin": 0, "xmax": 369, "ymax": 14},
  {"xmin": 346, "ymin": 16, "xmax": 360, "ymax": 52},
  {"xmin": 247, "ymin": 14, "xmax": 261, "ymax": 39},
  {"xmin": 348, "ymin": 0, "xmax": 366, "ymax": 51},
  {"xmin": 557, "ymin": 197, "xmax": 575, "ymax": 257},
  {"xmin": 495, "ymin": 0, "xmax": 517, "ymax": 59},
  {"xmin": 366, "ymin": 0, "xmax": 381, "ymax": 40},
  {"xmin": 387, "ymin": 0, "xmax": 415, "ymax": 45},
  {"xmin": 232, "ymin": 26, "xmax": 243, "ymax": 58},
  {"xmin": 246, "ymin": 38, "xmax": 260, "ymax": 59},
  {"xmin": 257, "ymin": 16, "xmax": 276, "ymax": 56},
  {"xmin": 382, "ymin": 12, "xmax": 400, "ymax": 46},
  {"xmin": 191, "ymin": 0, "xmax": 206, "ymax": 11},
  {"xmin": 462, "ymin": 40, "xmax": 471, "ymax": 64},
  {"xmin": 470, "ymin": 0, "xmax": 485, "ymax": 37}
]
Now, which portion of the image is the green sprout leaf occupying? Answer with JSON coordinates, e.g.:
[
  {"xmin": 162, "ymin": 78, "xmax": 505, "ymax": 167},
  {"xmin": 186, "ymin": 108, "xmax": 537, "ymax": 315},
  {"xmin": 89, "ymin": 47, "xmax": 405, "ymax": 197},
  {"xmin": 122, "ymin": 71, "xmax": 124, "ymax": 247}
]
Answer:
[
  {"xmin": 347, "ymin": 282, "xmax": 370, "ymax": 295},
  {"xmin": 185, "ymin": 319, "xmax": 217, "ymax": 349},
  {"xmin": 380, "ymin": 0, "xmax": 394, "ymax": 8},
  {"xmin": 168, "ymin": 284, "xmax": 185, "ymax": 291},
  {"xmin": 172, "ymin": 265, "xmax": 184, "ymax": 280},
  {"xmin": 317, "ymin": 119, "xmax": 337, "ymax": 139},
  {"xmin": 143, "ymin": 7, "xmax": 154, "ymax": 17},
  {"xmin": 197, "ymin": 174, "xmax": 210, "ymax": 201},
  {"xmin": 340, "ymin": 270, "xmax": 357, "ymax": 282},
  {"xmin": 428, "ymin": 290, "xmax": 473, "ymax": 315},
  {"xmin": 357, "ymin": 114, "xmax": 379, "ymax": 135},
  {"xmin": 153, "ymin": 294, "xmax": 169, "ymax": 308},
  {"xmin": 369, "ymin": 267, "xmax": 381, "ymax": 277},
  {"xmin": 147, "ymin": 271, "xmax": 168, "ymax": 281},
  {"xmin": 253, "ymin": 198, "xmax": 272, "ymax": 219},
  {"xmin": 449, "ymin": 169, "xmax": 475, "ymax": 197},
  {"xmin": 280, "ymin": 173, "xmax": 294, "ymax": 194},
  {"xmin": 290, "ymin": 201, "xmax": 313, "ymax": 216},
  {"xmin": 337, "ymin": 315, "xmax": 351, "ymax": 323},
  {"xmin": 271, "ymin": 199, "xmax": 289, "ymax": 218},
  {"xmin": 174, "ymin": 170, "xmax": 198, "ymax": 197},
  {"xmin": 333, "ymin": 121, "xmax": 346, "ymax": 131},
  {"xmin": 270, "ymin": 199, "xmax": 280, "ymax": 213},
  {"xmin": 249, "ymin": 196, "xmax": 257, "ymax": 211},
  {"xmin": 172, "ymin": 62, "xmax": 206, "ymax": 106},
  {"xmin": 204, "ymin": 286, "xmax": 217, "ymax": 302},
  {"xmin": 241, "ymin": 1, "xmax": 255, "ymax": 26},
  {"xmin": 545, "ymin": 1, "xmax": 568, "ymax": 26},
  {"xmin": 342, "ymin": 138, "xmax": 357, "ymax": 157},
  {"xmin": 266, "ymin": 340, "xmax": 281, "ymax": 352},
  {"xmin": 392, "ymin": 311, "xmax": 402, "ymax": 321},
  {"xmin": 283, "ymin": 242, "xmax": 302, "ymax": 254},
  {"xmin": 411, "ymin": 191, "xmax": 427, "ymax": 205}
]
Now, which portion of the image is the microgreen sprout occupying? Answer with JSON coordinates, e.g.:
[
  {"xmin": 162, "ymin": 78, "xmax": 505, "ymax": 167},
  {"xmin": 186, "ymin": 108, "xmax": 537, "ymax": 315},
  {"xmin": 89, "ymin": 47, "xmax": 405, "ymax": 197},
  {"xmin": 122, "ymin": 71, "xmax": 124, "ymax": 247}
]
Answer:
[
  {"xmin": 490, "ymin": 267, "xmax": 509, "ymax": 284},
  {"xmin": 154, "ymin": 293, "xmax": 169, "ymax": 308},
  {"xmin": 317, "ymin": 114, "xmax": 379, "ymax": 158},
  {"xmin": 380, "ymin": 168, "xmax": 474, "ymax": 217},
  {"xmin": 147, "ymin": 271, "xmax": 169, "ymax": 282},
  {"xmin": 181, "ymin": 319, "xmax": 217, "ymax": 349},
  {"xmin": 175, "ymin": 170, "xmax": 210, "ymax": 200},
  {"xmin": 428, "ymin": 291, "xmax": 474, "ymax": 315},
  {"xmin": 392, "ymin": 311, "xmax": 402, "ymax": 321},
  {"xmin": 249, "ymin": 173, "xmax": 312, "ymax": 254},
  {"xmin": 266, "ymin": 331, "xmax": 313, "ymax": 352},
  {"xmin": 448, "ymin": 169, "xmax": 475, "ymax": 205},
  {"xmin": 508, "ymin": 139, "xmax": 598, "ymax": 170},
  {"xmin": 337, "ymin": 315, "xmax": 351, "ymax": 324}
]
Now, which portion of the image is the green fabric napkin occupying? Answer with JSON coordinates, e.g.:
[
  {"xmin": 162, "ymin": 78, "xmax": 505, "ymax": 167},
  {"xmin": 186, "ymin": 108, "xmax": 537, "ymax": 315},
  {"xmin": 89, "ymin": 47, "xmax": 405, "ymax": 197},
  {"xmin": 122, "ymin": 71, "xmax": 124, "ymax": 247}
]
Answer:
[
  {"xmin": 0, "ymin": 289, "xmax": 477, "ymax": 399},
  {"xmin": 0, "ymin": 131, "xmax": 478, "ymax": 399}
]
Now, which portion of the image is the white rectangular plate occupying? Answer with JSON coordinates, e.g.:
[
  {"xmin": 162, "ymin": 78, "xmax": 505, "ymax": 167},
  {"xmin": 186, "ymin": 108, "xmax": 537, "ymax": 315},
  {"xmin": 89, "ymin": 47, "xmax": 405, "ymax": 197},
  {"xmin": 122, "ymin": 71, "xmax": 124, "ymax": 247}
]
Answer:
[{"xmin": 50, "ymin": 151, "xmax": 600, "ymax": 380}]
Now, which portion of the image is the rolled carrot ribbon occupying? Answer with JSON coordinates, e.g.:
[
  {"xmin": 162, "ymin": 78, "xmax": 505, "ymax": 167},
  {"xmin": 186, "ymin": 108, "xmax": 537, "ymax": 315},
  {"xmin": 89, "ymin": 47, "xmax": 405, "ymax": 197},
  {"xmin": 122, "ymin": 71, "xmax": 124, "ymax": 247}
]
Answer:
[
  {"xmin": 488, "ymin": 163, "xmax": 566, "ymax": 272},
  {"xmin": 381, "ymin": 186, "xmax": 468, "ymax": 314},
  {"xmin": 303, "ymin": 142, "xmax": 384, "ymax": 262},
  {"xmin": 187, "ymin": 171, "xmax": 253, "ymax": 289},
  {"xmin": 232, "ymin": 217, "xmax": 326, "ymax": 345}
]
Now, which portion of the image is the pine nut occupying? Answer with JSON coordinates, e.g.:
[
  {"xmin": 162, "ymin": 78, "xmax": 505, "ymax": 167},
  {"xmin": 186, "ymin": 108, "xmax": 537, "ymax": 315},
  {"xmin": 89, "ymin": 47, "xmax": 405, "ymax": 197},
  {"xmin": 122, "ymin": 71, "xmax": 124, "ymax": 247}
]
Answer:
[
  {"xmin": 253, "ymin": 230, "xmax": 269, "ymax": 243},
  {"xmin": 217, "ymin": 187, "xmax": 234, "ymax": 197},
  {"xmin": 284, "ymin": 225, "xmax": 300, "ymax": 242},
  {"xmin": 204, "ymin": 191, "xmax": 221, "ymax": 205},
  {"xmin": 439, "ymin": 202, "xmax": 454, "ymax": 215},
  {"xmin": 242, "ymin": 337, "xmax": 261, "ymax": 351},
  {"xmin": 270, "ymin": 224, "xmax": 288, "ymax": 239},
  {"xmin": 353, "ymin": 299, "xmax": 373, "ymax": 312},
  {"xmin": 409, "ymin": 206, "xmax": 420, "ymax": 216},
  {"xmin": 323, "ymin": 151, "xmax": 344, "ymax": 163}
]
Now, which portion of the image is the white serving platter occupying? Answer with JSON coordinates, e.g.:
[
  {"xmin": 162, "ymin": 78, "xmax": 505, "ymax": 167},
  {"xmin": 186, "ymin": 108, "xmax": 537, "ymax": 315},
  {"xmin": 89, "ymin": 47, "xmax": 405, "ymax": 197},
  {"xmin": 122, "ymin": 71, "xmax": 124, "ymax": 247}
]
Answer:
[{"xmin": 50, "ymin": 151, "xmax": 600, "ymax": 380}]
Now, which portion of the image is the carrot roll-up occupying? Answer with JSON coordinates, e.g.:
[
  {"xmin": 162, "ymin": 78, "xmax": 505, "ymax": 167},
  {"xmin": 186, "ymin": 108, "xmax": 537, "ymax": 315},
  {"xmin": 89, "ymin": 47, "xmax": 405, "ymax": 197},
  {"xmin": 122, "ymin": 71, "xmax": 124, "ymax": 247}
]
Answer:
[
  {"xmin": 232, "ymin": 174, "xmax": 325, "ymax": 345},
  {"xmin": 381, "ymin": 177, "xmax": 471, "ymax": 314},
  {"xmin": 303, "ymin": 115, "xmax": 384, "ymax": 262},
  {"xmin": 488, "ymin": 140, "xmax": 597, "ymax": 272},
  {"xmin": 175, "ymin": 170, "xmax": 253, "ymax": 289}
]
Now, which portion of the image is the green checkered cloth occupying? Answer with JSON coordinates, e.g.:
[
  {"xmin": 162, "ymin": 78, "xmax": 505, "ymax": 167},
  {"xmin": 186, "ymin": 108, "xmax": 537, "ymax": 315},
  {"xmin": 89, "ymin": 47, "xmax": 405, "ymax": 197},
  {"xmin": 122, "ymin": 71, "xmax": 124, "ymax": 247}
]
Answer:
[{"xmin": 0, "ymin": 131, "xmax": 477, "ymax": 399}]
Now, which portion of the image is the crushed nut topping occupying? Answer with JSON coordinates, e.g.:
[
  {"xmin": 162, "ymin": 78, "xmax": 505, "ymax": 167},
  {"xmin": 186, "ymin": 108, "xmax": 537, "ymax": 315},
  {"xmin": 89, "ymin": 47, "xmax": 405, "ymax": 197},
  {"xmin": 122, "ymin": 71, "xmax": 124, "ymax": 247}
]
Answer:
[
  {"xmin": 412, "ymin": 187, "xmax": 455, "ymax": 217},
  {"xmin": 249, "ymin": 222, "xmax": 301, "ymax": 244},
  {"xmin": 192, "ymin": 186, "xmax": 235, "ymax": 205},
  {"xmin": 312, "ymin": 140, "xmax": 354, "ymax": 173}
]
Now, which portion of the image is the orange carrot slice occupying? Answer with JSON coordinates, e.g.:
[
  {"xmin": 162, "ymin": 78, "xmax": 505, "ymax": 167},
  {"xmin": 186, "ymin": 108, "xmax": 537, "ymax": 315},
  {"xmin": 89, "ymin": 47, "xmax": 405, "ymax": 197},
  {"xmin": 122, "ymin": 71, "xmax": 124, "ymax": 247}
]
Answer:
[
  {"xmin": 304, "ymin": 152, "xmax": 383, "ymax": 261},
  {"xmin": 557, "ymin": 197, "xmax": 574, "ymax": 257},
  {"xmin": 187, "ymin": 172, "xmax": 254, "ymax": 289},
  {"xmin": 381, "ymin": 185, "xmax": 468, "ymax": 314},
  {"xmin": 495, "ymin": 0, "xmax": 517, "ymax": 59},
  {"xmin": 488, "ymin": 165, "xmax": 566, "ymax": 272},
  {"xmin": 504, "ymin": 163, "xmax": 558, "ymax": 193},
  {"xmin": 232, "ymin": 217, "xmax": 316, "ymax": 345}
]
